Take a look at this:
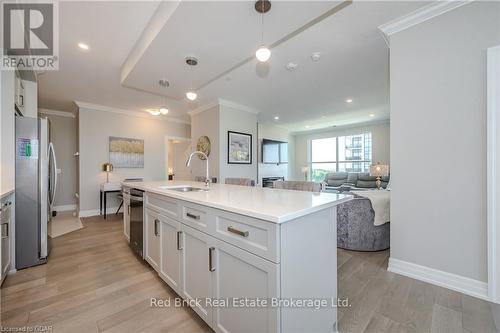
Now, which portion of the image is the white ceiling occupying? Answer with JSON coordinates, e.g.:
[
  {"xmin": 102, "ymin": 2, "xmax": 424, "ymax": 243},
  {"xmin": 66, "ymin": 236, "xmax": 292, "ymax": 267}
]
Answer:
[{"xmin": 38, "ymin": 1, "xmax": 429, "ymax": 130}]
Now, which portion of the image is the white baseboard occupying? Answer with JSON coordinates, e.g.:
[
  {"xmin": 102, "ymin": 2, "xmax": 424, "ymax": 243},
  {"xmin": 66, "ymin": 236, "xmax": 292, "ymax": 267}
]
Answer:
[
  {"xmin": 79, "ymin": 206, "xmax": 122, "ymax": 218},
  {"xmin": 388, "ymin": 257, "xmax": 489, "ymax": 301},
  {"xmin": 53, "ymin": 204, "xmax": 77, "ymax": 212}
]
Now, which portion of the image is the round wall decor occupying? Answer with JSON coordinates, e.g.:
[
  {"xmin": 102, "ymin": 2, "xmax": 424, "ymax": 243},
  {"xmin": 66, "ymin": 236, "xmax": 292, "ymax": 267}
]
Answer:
[{"xmin": 196, "ymin": 136, "xmax": 211, "ymax": 160}]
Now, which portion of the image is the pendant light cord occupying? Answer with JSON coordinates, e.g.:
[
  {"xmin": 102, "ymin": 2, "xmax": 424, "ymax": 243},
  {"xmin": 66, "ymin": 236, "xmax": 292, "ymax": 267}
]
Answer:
[{"xmin": 260, "ymin": 2, "xmax": 264, "ymax": 44}]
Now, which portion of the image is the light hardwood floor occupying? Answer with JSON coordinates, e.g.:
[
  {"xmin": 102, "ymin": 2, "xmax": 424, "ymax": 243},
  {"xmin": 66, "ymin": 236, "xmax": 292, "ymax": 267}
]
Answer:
[{"xmin": 1, "ymin": 214, "xmax": 499, "ymax": 333}]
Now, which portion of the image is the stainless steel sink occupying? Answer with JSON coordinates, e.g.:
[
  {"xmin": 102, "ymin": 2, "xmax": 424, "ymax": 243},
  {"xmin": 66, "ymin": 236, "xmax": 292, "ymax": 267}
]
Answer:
[{"xmin": 160, "ymin": 186, "xmax": 208, "ymax": 192}]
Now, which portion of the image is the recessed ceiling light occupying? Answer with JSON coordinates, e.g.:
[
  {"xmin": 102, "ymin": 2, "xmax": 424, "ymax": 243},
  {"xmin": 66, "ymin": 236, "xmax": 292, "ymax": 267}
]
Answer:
[
  {"xmin": 159, "ymin": 107, "xmax": 168, "ymax": 115},
  {"xmin": 346, "ymin": 98, "xmax": 353, "ymax": 103},
  {"xmin": 369, "ymin": 113, "xmax": 375, "ymax": 117},
  {"xmin": 305, "ymin": 125, "xmax": 311, "ymax": 129},
  {"xmin": 186, "ymin": 91, "xmax": 197, "ymax": 101},
  {"xmin": 285, "ymin": 62, "xmax": 298, "ymax": 71},
  {"xmin": 274, "ymin": 116, "xmax": 279, "ymax": 120},
  {"xmin": 78, "ymin": 43, "xmax": 89, "ymax": 50},
  {"xmin": 311, "ymin": 52, "xmax": 321, "ymax": 62},
  {"xmin": 148, "ymin": 109, "xmax": 160, "ymax": 116}
]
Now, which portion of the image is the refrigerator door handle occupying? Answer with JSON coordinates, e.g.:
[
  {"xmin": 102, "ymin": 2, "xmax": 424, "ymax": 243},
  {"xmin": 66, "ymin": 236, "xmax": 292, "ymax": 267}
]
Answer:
[{"xmin": 48, "ymin": 142, "xmax": 58, "ymax": 207}]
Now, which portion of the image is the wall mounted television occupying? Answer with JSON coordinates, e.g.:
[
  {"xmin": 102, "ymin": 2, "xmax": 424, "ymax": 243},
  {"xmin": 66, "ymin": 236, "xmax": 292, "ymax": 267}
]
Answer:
[{"xmin": 262, "ymin": 139, "xmax": 288, "ymax": 164}]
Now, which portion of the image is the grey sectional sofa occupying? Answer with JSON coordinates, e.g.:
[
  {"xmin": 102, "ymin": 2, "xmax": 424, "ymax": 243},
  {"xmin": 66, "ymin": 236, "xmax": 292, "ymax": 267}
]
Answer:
[{"xmin": 324, "ymin": 172, "xmax": 389, "ymax": 192}]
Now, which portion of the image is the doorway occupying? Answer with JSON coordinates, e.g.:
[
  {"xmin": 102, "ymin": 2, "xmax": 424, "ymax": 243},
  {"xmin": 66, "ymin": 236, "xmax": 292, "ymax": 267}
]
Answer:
[{"xmin": 165, "ymin": 137, "xmax": 192, "ymax": 181}]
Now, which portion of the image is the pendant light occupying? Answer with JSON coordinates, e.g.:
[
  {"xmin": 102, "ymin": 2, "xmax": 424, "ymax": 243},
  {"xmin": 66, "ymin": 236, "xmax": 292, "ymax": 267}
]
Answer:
[
  {"xmin": 185, "ymin": 56, "xmax": 198, "ymax": 101},
  {"xmin": 158, "ymin": 79, "xmax": 169, "ymax": 114},
  {"xmin": 255, "ymin": 0, "xmax": 271, "ymax": 62}
]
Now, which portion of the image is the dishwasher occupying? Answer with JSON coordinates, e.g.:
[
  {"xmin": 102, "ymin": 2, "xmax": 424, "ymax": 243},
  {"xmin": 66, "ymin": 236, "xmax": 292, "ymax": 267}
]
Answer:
[{"xmin": 126, "ymin": 188, "xmax": 144, "ymax": 258}]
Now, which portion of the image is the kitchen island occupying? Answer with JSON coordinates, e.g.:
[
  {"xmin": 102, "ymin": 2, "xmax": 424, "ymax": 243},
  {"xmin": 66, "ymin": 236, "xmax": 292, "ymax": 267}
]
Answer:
[{"xmin": 122, "ymin": 180, "xmax": 352, "ymax": 333}]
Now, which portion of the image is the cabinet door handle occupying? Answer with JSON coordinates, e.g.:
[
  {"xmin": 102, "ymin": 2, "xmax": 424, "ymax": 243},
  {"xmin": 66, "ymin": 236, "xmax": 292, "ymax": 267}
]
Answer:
[
  {"xmin": 186, "ymin": 212, "xmax": 200, "ymax": 220},
  {"xmin": 128, "ymin": 205, "xmax": 130, "ymax": 216},
  {"xmin": 177, "ymin": 231, "xmax": 182, "ymax": 250},
  {"xmin": 227, "ymin": 226, "xmax": 249, "ymax": 238},
  {"xmin": 154, "ymin": 219, "xmax": 159, "ymax": 237},
  {"xmin": 208, "ymin": 247, "xmax": 215, "ymax": 272}
]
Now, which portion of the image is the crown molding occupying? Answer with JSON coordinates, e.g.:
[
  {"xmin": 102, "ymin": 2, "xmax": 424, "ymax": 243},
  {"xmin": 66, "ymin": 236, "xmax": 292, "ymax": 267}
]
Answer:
[
  {"xmin": 74, "ymin": 101, "xmax": 190, "ymax": 124},
  {"xmin": 188, "ymin": 100, "xmax": 219, "ymax": 116},
  {"xmin": 378, "ymin": 1, "xmax": 474, "ymax": 42},
  {"xmin": 38, "ymin": 108, "xmax": 76, "ymax": 118},
  {"xmin": 290, "ymin": 119, "xmax": 390, "ymax": 135},
  {"xmin": 218, "ymin": 99, "xmax": 261, "ymax": 114},
  {"xmin": 188, "ymin": 98, "xmax": 261, "ymax": 117}
]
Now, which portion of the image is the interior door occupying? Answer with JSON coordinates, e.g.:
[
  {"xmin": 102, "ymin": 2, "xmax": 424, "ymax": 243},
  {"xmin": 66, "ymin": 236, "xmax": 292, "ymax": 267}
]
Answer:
[
  {"xmin": 180, "ymin": 224, "xmax": 213, "ymax": 326},
  {"xmin": 159, "ymin": 216, "xmax": 182, "ymax": 295},
  {"xmin": 211, "ymin": 237, "xmax": 280, "ymax": 333}
]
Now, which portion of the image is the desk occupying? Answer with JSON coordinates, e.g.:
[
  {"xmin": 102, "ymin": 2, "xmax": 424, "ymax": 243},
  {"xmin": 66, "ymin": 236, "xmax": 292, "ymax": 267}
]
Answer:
[{"xmin": 100, "ymin": 182, "xmax": 121, "ymax": 219}]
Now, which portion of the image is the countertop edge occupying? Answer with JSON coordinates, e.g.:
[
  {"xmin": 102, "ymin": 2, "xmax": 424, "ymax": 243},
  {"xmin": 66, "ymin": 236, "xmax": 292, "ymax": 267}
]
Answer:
[
  {"xmin": 0, "ymin": 189, "xmax": 15, "ymax": 200},
  {"xmin": 124, "ymin": 182, "xmax": 353, "ymax": 224}
]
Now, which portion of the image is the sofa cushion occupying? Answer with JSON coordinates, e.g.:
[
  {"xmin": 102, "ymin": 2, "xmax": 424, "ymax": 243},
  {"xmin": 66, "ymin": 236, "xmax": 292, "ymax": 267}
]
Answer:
[
  {"xmin": 325, "ymin": 172, "xmax": 348, "ymax": 187},
  {"xmin": 347, "ymin": 173, "xmax": 358, "ymax": 184},
  {"xmin": 356, "ymin": 180, "xmax": 377, "ymax": 188},
  {"xmin": 357, "ymin": 173, "xmax": 378, "ymax": 181}
]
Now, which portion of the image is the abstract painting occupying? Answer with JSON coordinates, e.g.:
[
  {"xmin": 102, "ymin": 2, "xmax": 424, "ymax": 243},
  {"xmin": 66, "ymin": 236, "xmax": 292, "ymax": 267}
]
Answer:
[
  {"xmin": 228, "ymin": 131, "xmax": 252, "ymax": 164},
  {"xmin": 109, "ymin": 136, "xmax": 144, "ymax": 168}
]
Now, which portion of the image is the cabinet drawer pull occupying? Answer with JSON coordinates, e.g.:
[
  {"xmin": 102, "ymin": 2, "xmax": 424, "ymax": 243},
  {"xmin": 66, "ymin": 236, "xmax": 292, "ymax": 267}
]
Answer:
[
  {"xmin": 177, "ymin": 231, "xmax": 182, "ymax": 250},
  {"xmin": 154, "ymin": 219, "xmax": 159, "ymax": 237},
  {"xmin": 186, "ymin": 212, "xmax": 200, "ymax": 220},
  {"xmin": 208, "ymin": 247, "xmax": 215, "ymax": 272},
  {"xmin": 227, "ymin": 226, "xmax": 249, "ymax": 238}
]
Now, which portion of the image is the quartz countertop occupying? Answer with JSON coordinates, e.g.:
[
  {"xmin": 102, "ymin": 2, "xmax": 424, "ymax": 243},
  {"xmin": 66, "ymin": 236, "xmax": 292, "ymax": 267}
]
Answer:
[{"xmin": 122, "ymin": 180, "xmax": 352, "ymax": 223}]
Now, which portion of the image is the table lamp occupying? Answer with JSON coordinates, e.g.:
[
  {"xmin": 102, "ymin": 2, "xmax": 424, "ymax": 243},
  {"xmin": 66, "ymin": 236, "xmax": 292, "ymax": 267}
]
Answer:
[
  {"xmin": 102, "ymin": 163, "xmax": 113, "ymax": 183},
  {"xmin": 301, "ymin": 166, "xmax": 309, "ymax": 181},
  {"xmin": 370, "ymin": 163, "xmax": 389, "ymax": 190}
]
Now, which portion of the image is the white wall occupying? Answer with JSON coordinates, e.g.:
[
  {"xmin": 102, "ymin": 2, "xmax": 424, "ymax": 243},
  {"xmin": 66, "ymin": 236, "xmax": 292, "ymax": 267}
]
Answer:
[
  {"xmin": 219, "ymin": 105, "xmax": 258, "ymax": 184},
  {"xmin": 258, "ymin": 123, "xmax": 291, "ymax": 184},
  {"xmin": 78, "ymin": 107, "xmax": 190, "ymax": 215},
  {"xmin": 390, "ymin": 1, "xmax": 500, "ymax": 282},
  {"xmin": 22, "ymin": 80, "xmax": 37, "ymax": 118},
  {"xmin": 0, "ymin": 70, "xmax": 15, "ymax": 196},
  {"xmin": 39, "ymin": 112, "xmax": 77, "ymax": 208},
  {"xmin": 190, "ymin": 106, "xmax": 220, "ymax": 181},
  {"xmin": 291, "ymin": 121, "xmax": 390, "ymax": 180}
]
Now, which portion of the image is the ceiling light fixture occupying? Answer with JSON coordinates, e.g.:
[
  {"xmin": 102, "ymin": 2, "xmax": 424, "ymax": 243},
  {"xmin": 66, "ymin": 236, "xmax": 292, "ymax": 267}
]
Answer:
[
  {"xmin": 369, "ymin": 113, "xmax": 375, "ymax": 117},
  {"xmin": 311, "ymin": 52, "xmax": 321, "ymax": 62},
  {"xmin": 255, "ymin": 0, "xmax": 271, "ymax": 62},
  {"xmin": 78, "ymin": 43, "xmax": 89, "ymax": 50},
  {"xmin": 285, "ymin": 62, "xmax": 298, "ymax": 71},
  {"xmin": 305, "ymin": 125, "xmax": 311, "ymax": 129},
  {"xmin": 346, "ymin": 98, "xmax": 353, "ymax": 103},
  {"xmin": 274, "ymin": 116, "xmax": 279, "ymax": 120},
  {"xmin": 185, "ymin": 56, "xmax": 198, "ymax": 101},
  {"xmin": 148, "ymin": 109, "xmax": 161, "ymax": 116},
  {"xmin": 159, "ymin": 107, "xmax": 169, "ymax": 115}
]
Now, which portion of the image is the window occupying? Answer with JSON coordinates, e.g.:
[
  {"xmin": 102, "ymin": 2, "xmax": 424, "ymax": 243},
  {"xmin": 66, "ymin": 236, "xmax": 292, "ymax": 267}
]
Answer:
[{"xmin": 310, "ymin": 133, "xmax": 372, "ymax": 181}]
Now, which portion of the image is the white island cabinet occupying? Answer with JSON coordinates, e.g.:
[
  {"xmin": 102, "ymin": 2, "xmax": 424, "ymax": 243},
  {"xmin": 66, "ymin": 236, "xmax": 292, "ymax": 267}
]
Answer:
[{"xmin": 127, "ymin": 181, "xmax": 352, "ymax": 333}]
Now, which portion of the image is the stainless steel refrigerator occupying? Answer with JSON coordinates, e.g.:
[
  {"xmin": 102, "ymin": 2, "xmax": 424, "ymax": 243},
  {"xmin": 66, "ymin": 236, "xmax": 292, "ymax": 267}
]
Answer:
[{"xmin": 15, "ymin": 116, "xmax": 57, "ymax": 269}]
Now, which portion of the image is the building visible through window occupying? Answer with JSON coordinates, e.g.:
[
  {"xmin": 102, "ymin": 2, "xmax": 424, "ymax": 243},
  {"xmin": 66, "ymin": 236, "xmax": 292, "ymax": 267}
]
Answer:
[{"xmin": 310, "ymin": 133, "xmax": 372, "ymax": 182}]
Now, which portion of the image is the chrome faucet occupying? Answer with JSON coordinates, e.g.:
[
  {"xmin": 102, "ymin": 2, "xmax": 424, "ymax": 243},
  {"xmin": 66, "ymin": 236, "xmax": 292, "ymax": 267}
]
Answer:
[{"xmin": 186, "ymin": 151, "xmax": 210, "ymax": 189}]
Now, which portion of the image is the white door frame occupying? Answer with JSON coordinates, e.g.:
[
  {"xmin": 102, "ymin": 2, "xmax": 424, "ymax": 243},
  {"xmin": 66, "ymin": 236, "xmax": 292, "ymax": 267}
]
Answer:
[
  {"xmin": 164, "ymin": 136, "xmax": 191, "ymax": 180},
  {"xmin": 487, "ymin": 45, "xmax": 500, "ymax": 304}
]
